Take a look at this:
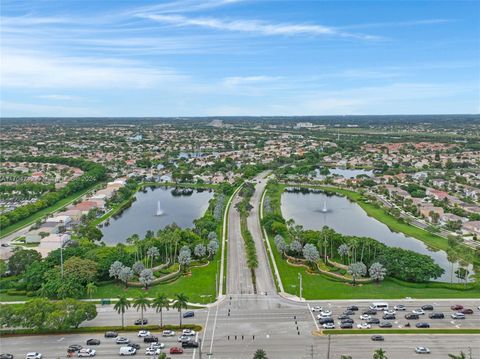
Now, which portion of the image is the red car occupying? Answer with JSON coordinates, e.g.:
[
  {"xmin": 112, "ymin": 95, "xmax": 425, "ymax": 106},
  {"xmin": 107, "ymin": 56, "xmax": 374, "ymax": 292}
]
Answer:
[
  {"xmin": 451, "ymin": 305, "xmax": 463, "ymax": 311},
  {"xmin": 460, "ymin": 308, "xmax": 473, "ymax": 314},
  {"xmin": 170, "ymin": 347, "xmax": 184, "ymax": 354}
]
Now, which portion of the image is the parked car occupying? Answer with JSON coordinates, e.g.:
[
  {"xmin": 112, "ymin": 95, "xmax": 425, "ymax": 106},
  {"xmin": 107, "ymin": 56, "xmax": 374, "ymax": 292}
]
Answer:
[
  {"xmin": 68, "ymin": 345, "xmax": 82, "ymax": 352},
  {"xmin": 359, "ymin": 314, "xmax": 371, "ymax": 320},
  {"xmin": 143, "ymin": 336, "xmax": 159, "ymax": 343},
  {"xmin": 162, "ymin": 330, "xmax": 176, "ymax": 337},
  {"xmin": 170, "ymin": 347, "xmax": 184, "ymax": 354},
  {"xmin": 137, "ymin": 330, "xmax": 151, "ymax": 337},
  {"xmin": 451, "ymin": 305, "xmax": 463, "ymax": 311},
  {"xmin": 25, "ymin": 354, "xmax": 42, "ymax": 359},
  {"xmin": 416, "ymin": 322, "xmax": 430, "ymax": 328},
  {"xmin": 319, "ymin": 318, "xmax": 334, "ymax": 324},
  {"xmin": 177, "ymin": 335, "xmax": 190, "ymax": 343},
  {"xmin": 182, "ymin": 329, "xmax": 196, "ymax": 336},
  {"xmin": 460, "ymin": 308, "xmax": 473, "ymax": 315},
  {"xmin": 337, "ymin": 314, "xmax": 350, "ymax": 320},
  {"xmin": 356, "ymin": 323, "xmax": 371, "ymax": 329},
  {"xmin": 86, "ymin": 339, "xmax": 100, "ymax": 346},
  {"xmin": 379, "ymin": 322, "xmax": 392, "ymax": 328},
  {"xmin": 415, "ymin": 347, "xmax": 430, "ymax": 354},
  {"xmin": 428, "ymin": 313, "xmax": 444, "ymax": 319},
  {"xmin": 371, "ymin": 335, "xmax": 384, "ymax": 341},
  {"xmin": 183, "ymin": 311, "xmax": 195, "ymax": 318},
  {"xmin": 421, "ymin": 305, "xmax": 434, "ymax": 311},
  {"xmin": 116, "ymin": 337, "xmax": 130, "ymax": 345},
  {"xmin": 362, "ymin": 309, "xmax": 377, "ymax": 315},
  {"xmin": 343, "ymin": 310, "xmax": 355, "ymax": 316},
  {"xmin": 405, "ymin": 313, "xmax": 419, "ymax": 320},
  {"xmin": 0, "ymin": 355, "xmax": 13, "ymax": 359},
  {"xmin": 340, "ymin": 322, "xmax": 353, "ymax": 329},
  {"xmin": 322, "ymin": 323, "xmax": 335, "ymax": 329},
  {"xmin": 127, "ymin": 344, "xmax": 140, "ymax": 350},
  {"xmin": 383, "ymin": 309, "xmax": 396, "ymax": 315},
  {"xmin": 118, "ymin": 347, "xmax": 136, "ymax": 356},
  {"xmin": 394, "ymin": 304, "xmax": 406, "ymax": 311},
  {"xmin": 366, "ymin": 318, "xmax": 380, "ymax": 324},
  {"xmin": 77, "ymin": 349, "xmax": 96, "ymax": 357},
  {"xmin": 182, "ymin": 341, "xmax": 199, "ymax": 348},
  {"xmin": 320, "ymin": 310, "xmax": 332, "ymax": 317},
  {"xmin": 317, "ymin": 313, "xmax": 332, "ymax": 320},
  {"xmin": 134, "ymin": 319, "xmax": 148, "ymax": 325},
  {"xmin": 412, "ymin": 309, "xmax": 425, "ymax": 315},
  {"xmin": 451, "ymin": 313, "xmax": 465, "ymax": 320},
  {"xmin": 347, "ymin": 305, "xmax": 359, "ymax": 311},
  {"xmin": 382, "ymin": 314, "xmax": 396, "ymax": 320},
  {"xmin": 104, "ymin": 331, "xmax": 118, "ymax": 338},
  {"xmin": 341, "ymin": 318, "xmax": 354, "ymax": 324},
  {"xmin": 311, "ymin": 306, "xmax": 322, "ymax": 312}
]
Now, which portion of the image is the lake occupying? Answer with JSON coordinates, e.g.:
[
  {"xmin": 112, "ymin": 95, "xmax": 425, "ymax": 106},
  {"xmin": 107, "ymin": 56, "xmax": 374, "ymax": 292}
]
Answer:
[
  {"xmin": 101, "ymin": 187, "xmax": 213, "ymax": 245},
  {"xmin": 281, "ymin": 189, "xmax": 473, "ymax": 282}
]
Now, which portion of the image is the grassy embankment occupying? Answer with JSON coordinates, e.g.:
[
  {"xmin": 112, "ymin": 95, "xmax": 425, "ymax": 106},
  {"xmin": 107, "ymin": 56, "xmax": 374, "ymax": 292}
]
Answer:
[{"xmin": 263, "ymin": 184, "xmax": 480, "ymax": 299}]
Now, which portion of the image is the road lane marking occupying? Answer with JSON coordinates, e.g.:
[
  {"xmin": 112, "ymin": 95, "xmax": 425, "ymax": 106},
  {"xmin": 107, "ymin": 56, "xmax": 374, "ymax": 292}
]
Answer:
[
  {"xmin": 307, "ymin": 303, "xmax": 320, "ymax": 331},
  {"xmin": 208, "ymin": 300, "xmax": 220, "ymax": 355},
  {"xmin": 192, "ymin": 332, "xmax": 199, "ymax": 359},
  {"xmin": 200, "ymin": 307, "xmax": 211, "ymax": 352}
]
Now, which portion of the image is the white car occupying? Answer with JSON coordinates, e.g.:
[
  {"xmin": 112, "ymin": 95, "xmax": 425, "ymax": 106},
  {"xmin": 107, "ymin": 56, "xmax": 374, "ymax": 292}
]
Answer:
[
  {"xmin": 322, "ymin": 323, "xmax": 335, "ymax": 329},
  {"xmin": 415, "ymin": 347, "xmax": 431, "ymax": 354},
  {"xmin": 178, "ymin": 335, "xmax": 190, "ymax": 342},
  {"xmin": 311, "ymin": 306, "xmax": 322, "ymax": 312},
  {"xmin": 412, "ymin": 309, "xmax": 425, "ymax": 315},
  {"xmin": 394, "ymin": 305, "xmax": 406, "ymax": 311},
  {"xmin": 162, "ymin": 330, "xmax": 175, "ymax": 337},
  {"xmin": 357, "ymin": 323, "xmax": 371, "ymax": 329},
  {"xmin": 182, "ymin": 329, "xmax": 196, "ymax": 336},
  {"xmin": 145, "ymin": 348, "xmax": 161, "ymax": 356},
  {"xmin": 116, "ymin": 337, "xmax": 130, "ymax": 344},
  {"xmin": 316, "ymin": 313, "xmax": 332, "ymax": 320},
  {"xmin": 359, "ymin": 314, "xmax": 371, "ymax": 320},
  {"xmin": 149, "ymin": 343, "xmax": 165, "ymax": 350},
  {"xmin": 138, "ymin": 330, "xmax": 151, "ymax": 337},
  {"xmin": 119, "ymin": 347, "xmax": 136, "ymax": 356},
  {"xmin": 451, "ymin": 312, "xmax": 465, "ymax": 319},
  {"xmin": 26, "ymin": 353, "xmax": 42, "ymax": 359},
  {"xmin": 77, "ymin": 349, "xmax": 96, "ymax": 357},
  {"xmin": 320, "ymin": 310, "xmax": 332, "ymax": 316},
  {"xmin": 384, "ymin": 309, "xmax": 396, "ymax": 315}
]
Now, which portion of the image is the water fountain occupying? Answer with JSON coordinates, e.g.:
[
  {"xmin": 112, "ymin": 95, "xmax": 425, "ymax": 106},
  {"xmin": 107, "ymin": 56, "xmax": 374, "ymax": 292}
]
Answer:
[
  {"xmin": 156, "ymin": 200, "xmax": 164, "ymax": 216},
  {"xmin": 321, "ymin": 200, "xmax": 328, "ymax": 213}
]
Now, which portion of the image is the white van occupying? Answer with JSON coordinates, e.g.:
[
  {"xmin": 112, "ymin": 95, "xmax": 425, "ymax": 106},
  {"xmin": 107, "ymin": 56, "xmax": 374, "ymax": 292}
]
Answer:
[
  {"xmin": 119, "ymin": 347, "xmax": 136, "ymax": 356},
  {"xmin": 369, "ymin": 302, "xmax": 389, "ymax": 311}
]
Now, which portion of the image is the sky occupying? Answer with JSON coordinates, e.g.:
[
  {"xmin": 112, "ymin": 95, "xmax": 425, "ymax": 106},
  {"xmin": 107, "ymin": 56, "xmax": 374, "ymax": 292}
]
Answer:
[{"xmin": 1, "ymin": 0, "xmax": 479, "ymax": 117}]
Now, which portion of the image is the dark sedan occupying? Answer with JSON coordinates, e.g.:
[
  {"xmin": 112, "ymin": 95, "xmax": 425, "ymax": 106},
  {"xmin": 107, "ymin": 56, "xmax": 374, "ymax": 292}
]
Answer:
[{"xmin": 86, "ymin": 339, "xmax": 100, "ymax": 346}]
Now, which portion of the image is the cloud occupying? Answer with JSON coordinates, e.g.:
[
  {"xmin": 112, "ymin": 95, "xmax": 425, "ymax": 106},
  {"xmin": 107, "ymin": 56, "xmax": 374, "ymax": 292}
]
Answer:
[
  {"xmin": 222, "ymin": 75, "xmax": 281, "ymax": 87},
  {"xmin": 0, "ymin": 100, "xmax": 102, "ymax": 117},
  {"xmin": 340, "ymin": 19, "xmax": 453, "ymax": 30},
  {"xmin": 131, "ymin": 0, "xmax": 243, "ymax": 15},
  {"xmin": 37, "ymin": 94, "xmax": 82, "ymax": 100},
  {"xmin": 140, "ymin": 14, "xmax": 381, "ymax": 40},
  {"xmin": 1, "ymin": 49, "xmax": 185, "ymax": 89}
]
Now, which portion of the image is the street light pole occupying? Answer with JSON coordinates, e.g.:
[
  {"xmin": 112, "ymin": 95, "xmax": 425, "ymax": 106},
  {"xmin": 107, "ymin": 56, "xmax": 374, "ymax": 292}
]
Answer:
[{"xmin": 298, "ymin": 273, "xmax": 302, "ymax": 300}]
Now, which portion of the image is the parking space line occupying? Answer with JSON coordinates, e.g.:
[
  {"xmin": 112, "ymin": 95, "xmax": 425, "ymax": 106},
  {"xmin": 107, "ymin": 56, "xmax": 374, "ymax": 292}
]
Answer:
[
  {"xmin": 306, "ymin": 303, "xmax": 319, "ymax": 331},
  {"xmin": 201, "ymin": 308, "xmax": 211, "ymax": 352}
]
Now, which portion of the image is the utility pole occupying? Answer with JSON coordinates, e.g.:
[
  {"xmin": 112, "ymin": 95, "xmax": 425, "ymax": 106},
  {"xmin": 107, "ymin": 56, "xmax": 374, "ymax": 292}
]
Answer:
[
  {"xmin": 326, "ymin": 334, "xmax": 331, "ymax": 359},
  {"xmin": 298, "ymin": 273, "xmax": 302, "ymax": 300},
  {"xmin": 198, "ymin": 338, "xmax": 202, "ymax": 359}
]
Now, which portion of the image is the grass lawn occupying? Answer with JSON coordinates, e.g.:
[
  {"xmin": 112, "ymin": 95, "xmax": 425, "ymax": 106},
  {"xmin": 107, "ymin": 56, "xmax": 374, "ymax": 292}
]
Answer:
[
  {"xmin": 0, "ymin": 183, "xmax": 102, "ymax": 238},
  {"xmin": 93, "ymin": 258, "xmax": 219, "ymax": 304},
  {"xmin": 267, "ymin": 231, "xmax": 480, "ymax": 299}
]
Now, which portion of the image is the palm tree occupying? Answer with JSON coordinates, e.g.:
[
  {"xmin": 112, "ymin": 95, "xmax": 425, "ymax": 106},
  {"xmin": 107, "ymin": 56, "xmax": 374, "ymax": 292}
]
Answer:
[
  {"xmin": 173, "ymin": 293, "xmax": 189, "ymax": 327},
  {"xmin": 448, "ymin": 352, "xmax": 466, "ymax": 359},
  {"xmin": 86, "ymin": 282, "xmax": 97, "ymax": 299},
  {"xmin": 152, "ymin": 293, "xmax": 170, "ymax": 327},
  {"xmin": 373, "ymin": 348, "xmax": 388, "ymax": 359},
  {"xmin": 133, "ymin": 292, "xmax": 151, "ymax": 329},
  {"xmin": 253, "ymin": 349, "xmax": 268, "ymax": 359},
  {"xmin": 114, "ymin": 295, "xmax": 131, "ymax": 329}
]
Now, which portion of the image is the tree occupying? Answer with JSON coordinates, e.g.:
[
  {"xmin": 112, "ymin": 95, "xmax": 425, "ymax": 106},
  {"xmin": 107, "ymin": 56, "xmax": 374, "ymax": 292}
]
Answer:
[
  {"xmin": 369, "ymin": 262, "xmax": 387, "ymax": 283},
  {"xmin": 0, "ymin": 259, "xmax": 7, "ymax": 276},
  {"xmin": 151, "ymin": 293, "xmax": 170, "ymax": 327},
  {"xmin": 274, "ymin": 235, "xmax": 287, "ymax": 255},
  {"xmin": 253, "ymin": 349, "xmax": 268, "ymax": 359},
  {"xmin": 207, "ymin": 239, "xmax": 219, "ymax": 258},
  {"xmin": 133, "ymin": 292, "xmax": 151, "ymax": 329},
  {"xmin": 133, "ymin": 261, "xmax": 145, "ymax": 276},
  {"xmin": 448, "ymin": 352, "xmax": 466, "ymax": 359},
  {"xmin": 173, "ymin": 293, "xmax": 189, "ymax": 327},
  {"xmin": 114, "ymin": 295, "xmax": 131, "ymax": 328},
  {"xmin": 289, "ymin": 240, "xmax": 302, "ymax": 255},
  {"xmin": 139, "ymin": 269, "xmax": 154, "ymax": 288},
  {"xmin": 119, "ymin": 266, "xmax": 134, "ymax": 287},
  {"xmin": 208, "ymin": 231, "xmax": 217, "ymax": 241},
  {"xmin": 373, "ymin": 348, "xmax": 388, "ymax": 359},
  {"xmin": 338, "ymin": 244, "xmax": 350, "ymax": 264},
  {"xmin": 86, "ymin": 282, "xmax": 97, "ymax": 299},
  {"xmin": 194, "ymin": 243, "xmax": 206, "ymax": 258},
  {"xmin": 109, "ymin": 261, "xmax": 124, "ymax": 280},
  {"xmin": 178, "ymin": 248, "xmax": 191, "ymax": 270},
  {"xmin": 146, "ymin": 247, "xmax": 160, "ymax": 268},
  {"xmin": 63, "ymin": 256, "xmax": 97, "ymax": 284},
  {"xmin": 348, "ymin": 262, "xmax": 367, "ymax": 286},
  {"xmin": 302, "ymin": 243, "xmax": 320, "ymax": 263},
  {"xmin": 8, "ymin": 249, "xmax": 41, "ymax": 274}
]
